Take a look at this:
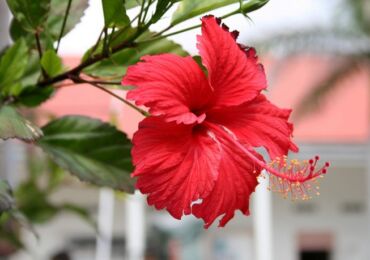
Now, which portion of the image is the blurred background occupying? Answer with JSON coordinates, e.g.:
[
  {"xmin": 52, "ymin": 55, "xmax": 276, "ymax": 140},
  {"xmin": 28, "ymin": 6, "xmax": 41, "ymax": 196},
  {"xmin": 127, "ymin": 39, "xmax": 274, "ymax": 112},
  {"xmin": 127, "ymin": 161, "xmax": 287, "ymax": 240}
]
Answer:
[{"xmin": 0, "ymin": 0, "xmax": 369, "ymax": 259}]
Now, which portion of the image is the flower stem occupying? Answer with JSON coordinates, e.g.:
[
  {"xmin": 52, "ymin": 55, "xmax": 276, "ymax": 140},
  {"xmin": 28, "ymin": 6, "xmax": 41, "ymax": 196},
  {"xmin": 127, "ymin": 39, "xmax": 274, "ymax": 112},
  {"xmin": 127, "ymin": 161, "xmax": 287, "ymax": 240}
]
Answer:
[
  {"xmin": 70, "ymin": 76, "xmax": 148, "ymax": 116},
  {"xmin": 92, "ymin": 84, "xmax": 149, "ymax": 117},
  {"xmin": 146, "ymin": 8, "xmax": 243, "ymax": 43}
]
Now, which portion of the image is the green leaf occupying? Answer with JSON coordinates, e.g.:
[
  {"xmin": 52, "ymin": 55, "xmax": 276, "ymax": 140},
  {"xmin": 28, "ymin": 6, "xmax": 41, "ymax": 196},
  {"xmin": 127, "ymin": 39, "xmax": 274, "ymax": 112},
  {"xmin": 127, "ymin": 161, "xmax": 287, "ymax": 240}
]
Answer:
[
  {"xmin": 6, "ymin": 0, "xmax": 50, "ymax": 32},
  {"xmin": 0, "ymin": 106, "xmax": 43, "ymax": 141},
  {"xmin": 102, "ymin": 0, "xmax": 130, "ymax": 28},
  {"xmin": 240, "ymin": 0, "xmax": 269, "ymax": 14},
  {"xmin": 0, "ymin": 39, "xmax": 28, "ymax": 93},
  {"xmin": 60, "ymin": 204, "xmax": 96, "ymax": 229},
  {"xmin": 9, "ymin": 19, "xmax": 55, "ymax": 52},
  {"xmin": 18, "ymin": 51, "xmax": 42, "ymax": 87},
  {"xmin": 0, "ymin": 48, "xmax": 53, "ymax": 107},
  {"xmin": 15, "ymin": 181, "xmax": 58, "ymax": 223},
  {"xmin": 83, "ymin": 31, "xmax": 188, "ymax": 79},
  {"xmin": 0, "ymin": 214, "xmax": 24, "ymax": 250},
  {"xmin": 171, "ymin": 0, "xmax": 237, "ymax": 26},
  {"xmin": 38, "ymin": 116, "xmax": 135, "ymax": 193},
  {"xmin": 41, "ymin": 50, "xmax": 63, "ymax": 77},
  {"xmin": 125, "ymin": 0, "xmax": 143, "ymax": 9},
  {"xmin": 0, "ymin": 181, "xmax": 14, "ymax": 215},
  {"xmin": 151, "ymin": 0, "xmax": 173, "ymax": 24},
  {"xmin": 16, "ymin": 85, "xmax": 54, "ymax": 107},
  {"xmin": 82, "ymin": 27, "xmax": 138, "ymax": 62},
  {"xmin": 10, "ymin": 0, "xmax": 89, "ymax": 43},
  {"xmin": 192, "ymin": 56, "xmax": 207, "ymax": 74},
  {"xmin": 48, "ymin": 0, "xmax": 89, "ymax": 39}
]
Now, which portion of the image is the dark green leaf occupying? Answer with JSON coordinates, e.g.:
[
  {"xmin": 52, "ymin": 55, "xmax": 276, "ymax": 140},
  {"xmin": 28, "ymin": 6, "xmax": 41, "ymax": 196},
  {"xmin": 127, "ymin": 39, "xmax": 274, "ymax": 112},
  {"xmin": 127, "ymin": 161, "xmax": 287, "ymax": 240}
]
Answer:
[
  {"xmin": 6, "ymin": 0, "xmax": 50, "ymax": 32},
  {"xmin": 41, "ymin": 50, "xmax": 63, "ymax": 77},
  {"xmin": 38, "ymin": 116, "xmax": 135, "ymax": 193},
  {"xmin": 0, "ymin": 106, "xmax": 43, "ymax": 141},
  {"xmin": 152, "ymin": 0, "xmax": 173, "ymax": 23},
  {"xmin": 9, "ymin": 19, "xmax": 31, "ymax": 42},
  {"xmin": 0, "ymin": 181, "xmax": 14, "ymax": 215},
  {"xmin": 0, "ymin": 39, "xmax": 28, "ymax": 94},
  {"xmin": 15, "ymin": 182, "xmax": 58, "ymax": 223},
  {"xmin": 192, "ymin": 55, "xmax": 207, "ymax": 75},
  {"xmin": 171, "ymin": 0, "xmax": 238, "ymax": 26},
  {"xmin": 60, "ymin": 204, "xmax": 96, "ymax": 229},
  {"xmin": 83, "ymin": 31, "xmax": 188, "ymax": 79},
  {"xmin": 102, "ymin": 0, "xmax": 130, "ymax": 28},
  {"xmin": 16, "ymin": 85, "xmax": 54, "ymax": 107}
]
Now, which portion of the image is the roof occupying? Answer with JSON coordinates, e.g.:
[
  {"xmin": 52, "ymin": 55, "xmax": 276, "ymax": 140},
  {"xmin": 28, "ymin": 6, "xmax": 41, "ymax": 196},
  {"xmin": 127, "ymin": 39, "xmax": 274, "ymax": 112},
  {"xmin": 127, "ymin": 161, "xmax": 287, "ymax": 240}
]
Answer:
[{"xmin": 266, "ymin": 55, "xmax": 368, "ymax": 143}]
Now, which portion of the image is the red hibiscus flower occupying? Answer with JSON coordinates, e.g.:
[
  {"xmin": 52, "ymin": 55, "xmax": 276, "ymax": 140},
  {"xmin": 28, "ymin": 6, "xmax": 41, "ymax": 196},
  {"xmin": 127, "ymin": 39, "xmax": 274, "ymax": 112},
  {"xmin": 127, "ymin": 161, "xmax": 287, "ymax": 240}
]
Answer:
[{"xmin": 122, "ymin": 15, "xmax": 329, "ymax": 228}]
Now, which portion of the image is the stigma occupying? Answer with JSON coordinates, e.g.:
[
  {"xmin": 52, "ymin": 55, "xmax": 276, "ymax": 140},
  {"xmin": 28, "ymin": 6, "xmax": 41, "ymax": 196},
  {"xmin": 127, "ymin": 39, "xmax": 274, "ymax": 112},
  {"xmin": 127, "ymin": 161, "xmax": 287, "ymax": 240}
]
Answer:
[{"xmin": 264, "ymin": 155, "xmax": 330, "ymax": 201}]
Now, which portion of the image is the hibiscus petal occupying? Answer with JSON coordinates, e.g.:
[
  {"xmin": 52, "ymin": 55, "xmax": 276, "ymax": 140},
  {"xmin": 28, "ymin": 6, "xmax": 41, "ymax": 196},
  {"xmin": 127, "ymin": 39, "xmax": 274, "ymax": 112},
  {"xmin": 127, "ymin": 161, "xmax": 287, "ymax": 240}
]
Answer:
[
  {"xmin": 207, "ymin": 94, "xmax": 298, "ymax": 160},
  {"xmin": 132, "ymin": 117, "xmax": 221, "ymax": 219},
  {"xmin": 192, "ymin": 123, "xmax": 263, "ymax": 228},
  {"xmin": 197, "ymin": 15, "xmax": 267, "ymax": 108},
  {"xmin": 123, "ymin": 54, "xmax": 212, "ymax": 124}
]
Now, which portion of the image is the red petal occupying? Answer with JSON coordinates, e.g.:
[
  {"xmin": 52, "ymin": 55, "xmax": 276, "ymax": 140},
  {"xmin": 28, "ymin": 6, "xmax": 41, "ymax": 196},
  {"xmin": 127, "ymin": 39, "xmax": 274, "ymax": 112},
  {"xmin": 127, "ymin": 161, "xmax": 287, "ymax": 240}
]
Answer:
[
  {"xmin": 207, "ymin": 94, "xmax": 298, "ymax": 160},
  {"xmin": 132, "ymin": 117, "xmax": 221, "ymax": 219},
  {"xmin": 123, "ymin": 54, "xmax": 212, "ymax": 124},
  {"xmin": 192, "ymin": 123, "xmax": 263, "ymax": 228},
  {"xmin": 197, "ymin": 16, "xmax": 266, "ymax": 108}
]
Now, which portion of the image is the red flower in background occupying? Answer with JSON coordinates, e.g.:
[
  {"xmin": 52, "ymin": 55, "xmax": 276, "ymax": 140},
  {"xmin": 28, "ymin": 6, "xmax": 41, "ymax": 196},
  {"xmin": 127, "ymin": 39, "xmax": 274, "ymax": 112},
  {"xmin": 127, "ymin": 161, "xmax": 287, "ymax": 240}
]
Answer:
[{"xmin": 122, "ymin": 16, "xmax": 329, "ymax": 228}]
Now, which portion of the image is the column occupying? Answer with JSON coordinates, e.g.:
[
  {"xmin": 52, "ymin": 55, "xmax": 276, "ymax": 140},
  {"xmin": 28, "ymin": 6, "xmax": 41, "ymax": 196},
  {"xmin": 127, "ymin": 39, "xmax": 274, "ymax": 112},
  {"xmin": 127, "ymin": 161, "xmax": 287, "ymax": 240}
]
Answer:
[
  {"xmin": 253, "ymin": 175, "xmax": 273, "ymax": 260},
  {"xmin": 95, "ymin": 188, "xmax": 115, "ymax": 260},
  {"xmin": 125, "ymin": 191, "xmax": 146, "ymax": 260}
]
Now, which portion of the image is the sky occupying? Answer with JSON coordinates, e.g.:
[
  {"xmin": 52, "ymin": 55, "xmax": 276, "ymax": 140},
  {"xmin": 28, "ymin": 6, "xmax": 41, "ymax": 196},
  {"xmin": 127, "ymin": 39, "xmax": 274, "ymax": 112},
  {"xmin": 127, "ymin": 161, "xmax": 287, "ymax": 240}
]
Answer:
[{"xmin": 59, "ymin": 0, "xmax": 341, "ymax": 56}]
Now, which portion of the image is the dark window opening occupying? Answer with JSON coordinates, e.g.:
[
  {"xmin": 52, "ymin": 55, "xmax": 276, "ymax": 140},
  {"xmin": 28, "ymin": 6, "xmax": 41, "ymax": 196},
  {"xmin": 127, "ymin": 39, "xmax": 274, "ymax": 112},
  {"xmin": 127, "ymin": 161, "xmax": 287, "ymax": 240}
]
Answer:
[{"xmin": 300, "ymin": 250, "xmax": 330, "ymax": 260}]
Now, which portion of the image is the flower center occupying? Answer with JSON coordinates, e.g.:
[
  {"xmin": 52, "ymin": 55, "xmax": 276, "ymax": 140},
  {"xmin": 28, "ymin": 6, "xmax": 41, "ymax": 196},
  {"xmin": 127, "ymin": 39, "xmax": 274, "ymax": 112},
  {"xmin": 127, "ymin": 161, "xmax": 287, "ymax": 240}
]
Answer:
[
  {"xmin": 192, "ymin": 124, "xmax": 206, "ymax": 134},
  {"xmin": 191, "ymin": 108, "xmax": 205, "ymax": 117}
]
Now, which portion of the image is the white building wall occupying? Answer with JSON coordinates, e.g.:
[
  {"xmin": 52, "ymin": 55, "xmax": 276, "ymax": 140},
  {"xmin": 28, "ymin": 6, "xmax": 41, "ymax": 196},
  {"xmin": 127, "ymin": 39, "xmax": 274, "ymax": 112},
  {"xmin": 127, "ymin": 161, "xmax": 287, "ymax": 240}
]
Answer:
[{"xmin": 273, "ymin": 166, "xmax": 368, "ymax": 260}]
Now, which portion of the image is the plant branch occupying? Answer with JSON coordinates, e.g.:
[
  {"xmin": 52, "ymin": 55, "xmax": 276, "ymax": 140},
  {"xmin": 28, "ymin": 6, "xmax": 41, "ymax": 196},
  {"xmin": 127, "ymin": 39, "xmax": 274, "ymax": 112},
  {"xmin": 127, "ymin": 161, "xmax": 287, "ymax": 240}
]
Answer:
[
  {"xmin": 35, "ymin": 32, "xmax": 43, "ymax": 59},
  {"xmin": 82, "ymin": 80, "xmax": 122, "ymax": 85},
  {"xmin": 70, "ymin": 76, "xmax": 148, "ymax": 116},
  {"xmin": 56, "ymin": 0, "xmax": 72, "ymax": 53},
  {"xmin": 138, "ymin": 0, "xmax": 146, "ymax": 25},
  {"xmin": 35, "ymin": 32, "xmax": 48, "ymax": 79},
  {"xmin": 37, "ymin": 40, "xmax": 137, "ymax": 87},
  {"xmin": 37, "ymin": 6, "xmax": 160, "ymax": 89},
  {"xmin": 144, "ymin": 8, "xmax": 242, "ymax": 43},
  {"xmin": 89, "ymin": 28, "xmax": 105, "ymax": 57},
  {"xmin": 142, "ymin": 0, "xmax": 153, "ymax": 24},
  {"xmin": 102, "ymin": 27, "xmax": 109, "ymax": 55}
]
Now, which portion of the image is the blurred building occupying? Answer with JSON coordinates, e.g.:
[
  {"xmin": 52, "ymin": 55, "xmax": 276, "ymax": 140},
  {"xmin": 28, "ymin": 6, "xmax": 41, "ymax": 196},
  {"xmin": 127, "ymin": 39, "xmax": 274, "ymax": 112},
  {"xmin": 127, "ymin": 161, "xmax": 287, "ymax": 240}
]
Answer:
[
  {"xmin": 6, "ymin": 53, "xmax": 366, "ymax": 260},
  {"xmin": 1, "ymin": 1, "xmax": 369, "ymax": 260}
]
